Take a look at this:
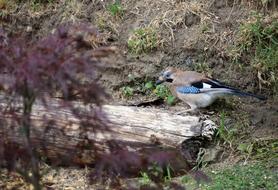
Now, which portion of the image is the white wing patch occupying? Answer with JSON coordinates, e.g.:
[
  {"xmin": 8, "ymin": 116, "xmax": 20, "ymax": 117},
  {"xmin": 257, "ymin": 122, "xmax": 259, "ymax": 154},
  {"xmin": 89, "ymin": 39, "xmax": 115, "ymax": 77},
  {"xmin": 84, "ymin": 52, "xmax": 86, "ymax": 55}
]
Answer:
[{"xmin": 203, "ymin": 83, "xmax": 212, "ymax": 88}]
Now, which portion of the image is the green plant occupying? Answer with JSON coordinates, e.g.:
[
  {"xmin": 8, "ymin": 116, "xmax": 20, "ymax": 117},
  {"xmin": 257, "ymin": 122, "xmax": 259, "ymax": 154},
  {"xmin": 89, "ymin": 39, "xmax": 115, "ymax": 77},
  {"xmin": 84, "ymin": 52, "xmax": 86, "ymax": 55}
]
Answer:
[
  {"xmin": 119, "ymin": 80, "xmax": 154, "ymax": 98},
  {"xmin": 237, "ymin": 142, "xmax": 254, "ymax": 162},
  {"xmin": 107, "ymin": 0, "xmax": 123, "ymax": 17},
  {"xmin": 119, "ymin": 80, "xmax": 175, "ymax": 105},
  {"xmin": 193, "ymin": 148, "xmax": 207, "ymax": 170},
  {"xmin": 121, "ymin": 86, "xmax": 134, "ymax": 97},
  {"xmin": 232, "ymin": 13, "xmax": 278, "ymax": 95},
  {"xmin": 144, "ymin": 81, "xmax": 154, "ymax": 90},
  {"xmin": 26, "ymin": 0, "xmax": 54, "ymax": 11},
  {"xmin": 139, "ymin": 172, "xmax": 152, "ymax": 185},
  {"xmin": 154, "ymin": 84, "xmax": 175, "ymax": 105},
  {"xmin": 200, "ymin": 163, "xmax": 278, "ymax": 190},
  {"xmin": 166, "ymin": 95, "xmax": 175, "ymax": 105},
  {"xmin": 215, "ymin": 112, "xmax": 238, "ymax": 148},
  {"xmin": 142, "ymin": 163, "xmax": 173, "ymax": 184},
  {"xmin": 154, "ymin": 84, "xmax": 170, "ymax": 99},
  {"xmin": 147, "ymin": 163, "xmax": 164, "ymax": 179},
  {"xmin": 216, "ymin": 111, "xmax": 277, "ymax": 162},
  {"xmin": 128, "ymin": 27, "xmax": 159, "ymax": 54},
  {"xmin": 164, "ymin": 165, "xmax": 172, "ymax": 183},
  {"xmin": 138, "ymin": 81, "xmax": 154, "ymax": 94},
  {"xmin": 251, "ymin": 139, "xmax": 278, "ymax": 161}
]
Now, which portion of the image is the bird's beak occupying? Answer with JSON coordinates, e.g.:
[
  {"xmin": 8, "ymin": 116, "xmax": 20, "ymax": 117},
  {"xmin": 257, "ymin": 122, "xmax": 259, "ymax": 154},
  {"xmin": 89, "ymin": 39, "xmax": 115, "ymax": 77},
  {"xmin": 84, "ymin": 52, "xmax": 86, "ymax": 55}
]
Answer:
[{"xmin": 156, "ymin": 76, "xmax": 165, "ymax": 85}]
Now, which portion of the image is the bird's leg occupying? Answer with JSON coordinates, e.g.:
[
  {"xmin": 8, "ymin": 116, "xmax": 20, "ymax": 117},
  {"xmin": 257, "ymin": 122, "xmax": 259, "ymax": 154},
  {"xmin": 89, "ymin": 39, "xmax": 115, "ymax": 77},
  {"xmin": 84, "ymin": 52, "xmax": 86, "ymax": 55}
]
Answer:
[{"xmin": 176, "ymin": 106, "xmax": 198, "ymax": 115}]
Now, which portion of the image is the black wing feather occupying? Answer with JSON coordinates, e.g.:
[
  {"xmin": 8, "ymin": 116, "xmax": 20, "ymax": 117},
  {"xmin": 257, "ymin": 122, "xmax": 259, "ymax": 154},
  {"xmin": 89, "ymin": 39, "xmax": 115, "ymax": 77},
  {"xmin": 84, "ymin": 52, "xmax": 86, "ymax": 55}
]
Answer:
[
  {"xmin": 191, "ymin": 78, "xmax": 267, "ymax": 100},
  {"xmin": 192, "ymin": 78, "xmax": 237, "ymax": 90}
]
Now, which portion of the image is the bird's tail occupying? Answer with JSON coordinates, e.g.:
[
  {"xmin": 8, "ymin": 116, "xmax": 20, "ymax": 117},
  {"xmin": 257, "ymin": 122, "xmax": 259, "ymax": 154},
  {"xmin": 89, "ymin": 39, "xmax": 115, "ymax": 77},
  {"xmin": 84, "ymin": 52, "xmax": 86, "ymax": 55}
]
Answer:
[
  {"xmin": 201, "ymin": 88, "xmax": 267, "ymax": 100},
  {"xmin": 230, "ymin": 89, "xmax": 267, "ymax": 100}
]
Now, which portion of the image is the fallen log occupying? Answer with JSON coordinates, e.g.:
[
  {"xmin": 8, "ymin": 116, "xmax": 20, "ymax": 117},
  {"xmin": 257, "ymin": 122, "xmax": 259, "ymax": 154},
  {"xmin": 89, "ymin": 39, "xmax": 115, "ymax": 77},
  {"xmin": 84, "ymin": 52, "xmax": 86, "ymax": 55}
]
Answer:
[{"xmin": 0, "ymin": 98, "xmax": 217, "ymax": 165}]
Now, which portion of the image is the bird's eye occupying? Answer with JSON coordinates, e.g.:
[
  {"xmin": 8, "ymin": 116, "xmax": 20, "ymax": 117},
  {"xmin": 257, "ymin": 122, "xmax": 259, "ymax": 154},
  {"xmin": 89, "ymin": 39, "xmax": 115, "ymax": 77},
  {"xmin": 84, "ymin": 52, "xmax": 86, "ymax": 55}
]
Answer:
[{"xmin": 165, "ymin": 73, "xmax": 171, "ymax": 78}]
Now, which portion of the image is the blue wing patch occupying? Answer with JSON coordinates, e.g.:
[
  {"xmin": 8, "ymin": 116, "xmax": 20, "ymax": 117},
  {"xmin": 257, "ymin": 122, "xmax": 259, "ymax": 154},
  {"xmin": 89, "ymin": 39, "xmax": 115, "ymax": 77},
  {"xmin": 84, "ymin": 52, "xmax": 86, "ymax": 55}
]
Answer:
[{"xmin": 176, "ymin": 86, "xmax": 200, "ymax": 94}]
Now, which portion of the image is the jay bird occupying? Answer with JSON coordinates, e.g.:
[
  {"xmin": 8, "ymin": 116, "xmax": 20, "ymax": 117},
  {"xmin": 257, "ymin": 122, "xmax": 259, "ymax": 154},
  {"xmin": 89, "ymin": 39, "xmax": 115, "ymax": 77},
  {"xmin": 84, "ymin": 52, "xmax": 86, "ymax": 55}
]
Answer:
[{"xmin": 156, "ymin": 67, "xmax": 266, "ymax": 113}]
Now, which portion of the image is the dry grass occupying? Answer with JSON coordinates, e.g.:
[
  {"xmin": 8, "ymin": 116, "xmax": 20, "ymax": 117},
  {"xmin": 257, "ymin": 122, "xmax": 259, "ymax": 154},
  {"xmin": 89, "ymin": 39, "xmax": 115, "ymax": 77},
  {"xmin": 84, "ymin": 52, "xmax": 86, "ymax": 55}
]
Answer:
[
  {"xmin": 0, "ymin": 165, "xmax": 93, "ymax": 190},
  {"xmin": 0, "ymin": 0, "xmax": 7, "ymax": 9},
  {"xmin": 58, "ymin": 0, "xmax": 86, "ymax": 23},
  {"xmin": 148, "ymin": 1, "xmax": 213, "ymax": 42},
  {"xmin": 128, "ymin": 27, "xmax": 160, "ymax": 54},
  {"xmin": 95, "ymin": 11, "xmax": 120, "ymax": 37},
  {"xmin": 241, "ymin": 0, "xmax": 278, "ymax": 10},
  {"xmin": 121, "ymin": 0, "xmax": 215, "ymax": 46},
  {"xmin": 230, "ymin": 12, "xmax": 278, "ymax": 95},
  {"xmin": 91, "ymin": 0, "xmax": 216, "ymax": 49},
  {"xmin": 0, "ymin": 170, "xmax": 32, "ymax": 190}
]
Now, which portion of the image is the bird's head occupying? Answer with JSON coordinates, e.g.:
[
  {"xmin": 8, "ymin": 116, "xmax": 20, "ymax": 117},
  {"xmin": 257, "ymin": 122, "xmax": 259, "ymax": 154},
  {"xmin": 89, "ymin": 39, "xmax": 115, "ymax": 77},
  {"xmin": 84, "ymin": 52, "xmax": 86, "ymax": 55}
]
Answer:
[{"xmin": 156, "ymin": 67, "xmax": 177, "ymax": 85}]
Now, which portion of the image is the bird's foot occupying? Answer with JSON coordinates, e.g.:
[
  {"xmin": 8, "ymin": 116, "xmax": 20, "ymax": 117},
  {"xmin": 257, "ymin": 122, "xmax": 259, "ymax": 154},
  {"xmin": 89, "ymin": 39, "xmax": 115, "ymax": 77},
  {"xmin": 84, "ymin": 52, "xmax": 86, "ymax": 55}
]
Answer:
[
  {"xmin": 205, "ymin": 111, "xmax": 215, "ymax": 115},
  {"xmin": 176, "ymin": 108, "xmax": 199, "ymax": 115}
]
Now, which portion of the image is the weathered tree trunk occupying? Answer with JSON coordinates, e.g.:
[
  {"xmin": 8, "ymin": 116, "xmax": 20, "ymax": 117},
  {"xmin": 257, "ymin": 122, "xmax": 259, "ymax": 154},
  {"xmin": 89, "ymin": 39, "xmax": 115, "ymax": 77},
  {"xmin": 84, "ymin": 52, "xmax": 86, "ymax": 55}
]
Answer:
[{"xmin": 0, "ymin": 98, "xmax": 216, "ymax": 165}]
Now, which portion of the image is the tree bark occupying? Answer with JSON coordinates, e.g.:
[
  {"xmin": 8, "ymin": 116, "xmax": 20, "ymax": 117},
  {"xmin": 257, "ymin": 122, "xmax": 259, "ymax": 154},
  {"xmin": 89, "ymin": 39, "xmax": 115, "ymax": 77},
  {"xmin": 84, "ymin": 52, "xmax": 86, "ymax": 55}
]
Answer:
[{"xmin": 0, "ymin": 98, "xmax": 216, "ymax": 165}]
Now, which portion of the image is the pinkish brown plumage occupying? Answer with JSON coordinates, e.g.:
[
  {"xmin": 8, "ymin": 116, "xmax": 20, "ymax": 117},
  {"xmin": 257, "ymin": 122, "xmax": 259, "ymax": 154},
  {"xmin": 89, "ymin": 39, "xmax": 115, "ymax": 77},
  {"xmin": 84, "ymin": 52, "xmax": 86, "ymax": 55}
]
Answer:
[{"xmin": 156, "ymin": 67, "xmax": 266, "ymax": 113}]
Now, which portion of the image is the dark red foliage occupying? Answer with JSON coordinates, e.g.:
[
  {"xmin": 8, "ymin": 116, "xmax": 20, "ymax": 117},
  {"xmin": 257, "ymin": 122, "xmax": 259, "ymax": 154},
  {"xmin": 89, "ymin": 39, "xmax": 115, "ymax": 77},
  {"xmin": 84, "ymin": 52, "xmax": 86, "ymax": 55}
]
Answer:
[
  {"xmin": 0, "ymin": 23, "xmax": 110, "ymax": 104},
  {"xmin": 0, "ymin": 23, "xmax": 115, "ymax": 189},
  {"xmin": 90, "ymin": 145, "xmax": 210, "ymax": 188},
  {"xmin": 0, "ymin": 28, "xmax": 8, "ymax": 48}
]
